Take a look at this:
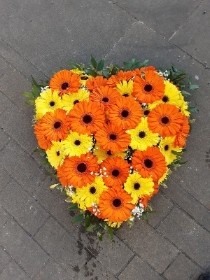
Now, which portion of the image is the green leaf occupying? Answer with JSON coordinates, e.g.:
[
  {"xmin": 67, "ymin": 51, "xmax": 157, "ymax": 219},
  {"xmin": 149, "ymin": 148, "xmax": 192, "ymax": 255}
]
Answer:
[
  {"xmin": 181, "ymin": 90, "xmax": 191, "ymax": 96},
  {"xmin": 97, "ymin": 60, "xmax": 104, "ymax": 71},
  {"xmin": 91, "ymin": 56, "xmax": 98, "ymax": 69},
  {"xmin": 189, "ymin": 84, "xmax": 199, "ymax": 90},
  {"xmin": 72, "ymin": 213, "xmax": 84, "ymax": 223}
]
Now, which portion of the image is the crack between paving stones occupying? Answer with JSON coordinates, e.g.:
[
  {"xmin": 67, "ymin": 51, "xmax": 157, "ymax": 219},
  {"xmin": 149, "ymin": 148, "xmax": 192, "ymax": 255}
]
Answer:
[
  {"xmin": 106, "ymin": 0, "xmax": 209, "ymax": 70},
  {"xmin": 0, "ymin": 245, "xmax": 33, "ymax": 279},
  {"xmin": 0, "ymin": 160, "xmax": 97, "ymax": 264},
  {"xmin": 0, "ymin": 37, "xmax": 49, "ymax": 81},
  {"xmin": 160, "ymin": 190, "xmax": 210, "ymax": 235},
  {"xmin": 115, "ymin": 232, "xmax": 166, "ymax": 277},
  {"xmin": 169, "ymin": 0, "xmax": 205, "ymax": 41},
  {"xmin": 115, "ymin": 253, "xmax": 136, "ymax": 278}
]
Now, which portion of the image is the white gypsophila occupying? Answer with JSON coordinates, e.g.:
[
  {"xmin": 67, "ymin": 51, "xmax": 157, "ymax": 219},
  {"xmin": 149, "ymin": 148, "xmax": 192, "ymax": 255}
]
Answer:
[
  {"xmin": 132, "ymin": 204, "xmax": 144, "ymax": 219},
  {"xmin": 92, "ymin": 203, "xmax": 100, "ymax": 216},
  {"xmin": 41, "ymin": 85, "xmax": 49, "ymax": 92}
]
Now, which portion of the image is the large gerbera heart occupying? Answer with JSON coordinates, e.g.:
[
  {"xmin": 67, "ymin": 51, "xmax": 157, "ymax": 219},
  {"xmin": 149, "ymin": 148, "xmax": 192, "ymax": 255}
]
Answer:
[{"xmin": 30, "ymin": 60, "xmax": 191, "ymax": 233}]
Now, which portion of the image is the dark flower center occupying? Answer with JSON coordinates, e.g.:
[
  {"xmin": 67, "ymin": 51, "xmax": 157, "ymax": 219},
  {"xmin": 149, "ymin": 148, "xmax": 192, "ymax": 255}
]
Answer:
[
  {"xmin": 73, "ymin": 100, "xmax": 79, "ymax": 105},
  {"xmin": 109, "ymin": 134, "xmax": 117, "ymax": 140},
  {"xmin": 112, "ymin": 169, "xmax": 120, "ymax": 177},
  {"xmin": 164, "ymin": 145, "xmax": 169, "ymax": 151},
  {"xmin": 121, "ymin": 110, "xmax": 129, "ymax": 118},
  {"xmin": 89, "ymin": 186, "xmax": 96, "ymax": 194},
  {"xmin": 77, "ymin": 163, "xmax": 87, "ymax": 173},
  {"xmin": 107, "ymin": 150, "xmax": 112, "ymax": 156},
  {"xmin": 144, "ymin": 159, "xmax": 153, "ymax": 168},
  {"xmin": 161, "ymin": 116, "xmax": 169, "ymax": 124},
  {"xmin": 56, "ymin": 151, "xmax": 60, "ymax": 156},
  {"xmin": 83, "ymin": 114, "xmax": 92, "ymax": 124},
  {"xmin": 74, "ymin": 140, "xmax": 81, "ymax": 146},
  {"xmin": 144, "ymin": 84, "xmax": 153, "ymax": 92},
  {"xmin": 162, "ymin": 96, "xmax": 169, "ymax": 102},
  {"xmin": 113, "ymin": 198, "xmax": 122, "ymax": 207},
  {"xmin": 134, "ymin": 183, "xmax": 140, "ymax": 190},
  {"xmin": 139, "ymin": 131, "xmax": 146, "ymax": 138},
  {"xmin": 61, "ymin": 82, "xmax": 69, "ymax": 90},
  {"xmin": 123, "ymin": 93, "xmax": 129, "ymax": 97},
  {"xmin": 144, "ymin": 109, "xmax": 150, "ymax": 116},
  {"xmin": 81, "ymin": 76, "xmax": 88, "ymax": 80},
  {"xmin": 102, "ymin": 97, "xmax": 109, "ymax": 103},
  {"xmin": 54, "ymin": 121, "xmax": 61, "ymax": 129},
  {"xmin": 50, "ymin": 101, "xmax": 55, "ymax": 106}
]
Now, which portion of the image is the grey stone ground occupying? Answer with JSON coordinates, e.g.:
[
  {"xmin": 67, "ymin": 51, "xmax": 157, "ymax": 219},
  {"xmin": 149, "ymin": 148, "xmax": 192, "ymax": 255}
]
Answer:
[{"xmin": 0, "ymin": 0, "xmax": 210, "ymax": 279}]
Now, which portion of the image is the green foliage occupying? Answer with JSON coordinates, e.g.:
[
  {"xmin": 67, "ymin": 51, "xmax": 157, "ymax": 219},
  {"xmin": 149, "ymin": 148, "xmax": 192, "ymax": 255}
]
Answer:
[{"xmin": 23, "ymin": 76, "xmax": 47, "ymax": 105}]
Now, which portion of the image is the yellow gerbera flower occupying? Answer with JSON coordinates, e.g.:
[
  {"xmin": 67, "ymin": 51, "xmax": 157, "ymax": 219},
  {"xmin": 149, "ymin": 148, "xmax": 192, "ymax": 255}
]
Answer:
[
  {"xmin": 148, "ymin": 80, "xmax": 189, "ymax": 114},
  {"xmin": 158, "ymin": 168, "xmax": 170, "ymax": 185},
  {"xmin": 93, "ymin": 145, "xmax": 125, "ymax": 163},
  {"xmin": 35, "ymin": 89, "xmax": 62, "ymax": 120},
  {"xmin": 124, "ymin": 172, "xmax": 154, "ymax": 204},
  {"xmin": 159, "ymin": 137, "xmax": 182, "ymax": 164},
  {"xmin": 71, "ymin": 68, "xmax": 84, "ymax": 75},
  {"xmin": 62, "ymin": 131, "xmax": 93, "ymax": 157},
  {"xmin": 106, "ymin": 221, "xmax": 122, "ymax": 228},
  {"xmin": 46, "ymin": 141, "xmax": 66, "ymax": 169},
  {"xmin": 127, "ymin": 117, "xmax": 159, "ymax": 151},
  {"xmin": 116, "ymin": 80, "xmax": 133, "ymax": 97},
  {"xmin": 71, "ymin": 177, "xmax": 107, "ymax": 208},
  {"xmin": 61, "ymin": 88, "xmax": 89, "ymax": 113}
]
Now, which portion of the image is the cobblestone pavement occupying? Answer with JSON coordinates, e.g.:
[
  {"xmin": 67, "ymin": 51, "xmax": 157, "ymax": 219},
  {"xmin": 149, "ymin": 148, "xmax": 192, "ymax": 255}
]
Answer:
[{"xmin": 0, "ymin": 1, "xmax": 210, "ymax": 279}]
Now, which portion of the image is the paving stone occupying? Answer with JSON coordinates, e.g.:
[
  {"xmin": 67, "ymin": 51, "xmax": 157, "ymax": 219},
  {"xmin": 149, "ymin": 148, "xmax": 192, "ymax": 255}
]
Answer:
[
  {"xmin": 78, "ymin": 258, "xmax": 116, "ymax": 280},
  {"xmin": 0, "ymin": 205, "xmax": 10, "ymax": 228},
  {"xmin": 34, "ymin": 259, "xmax": 76, "ymax": 280},
  {"xmin": 0, "ymin": 247, "xmax": 10, "ymax": 274},
  {"xmin": 87, "ymin": 235, "xmax": 134, "ymax": 275},
  {"xmin": 147, "ymin": 193, "xmax": 174, "ymax": 228},
  {"xmin": 0, "ymin": 91, "xmax": 13, "ymax": 116},
  {"xmin": 0, "ymin": 140, "xmax": 46, "ymax": 193},
  {"xmin": 162, "ymin": 177, "xmax": 210, "ymax": 232},
  {"xmin": 114, "ymin": 0, "xmax": 202, "ymax": 38},
  {"xmin": 0, "ymin": 64, "xmax": 34, "ymax": 116},
  {"xmin": 0, "ymin": 261, "xmax": 30, "ymax": 280},
  {"xmin": 0, "ymin": 167, "xmax": 11, "ymax": 192},
  {"xmin": 0, "ymin": 91, "xmax": 36, "ymax": 153},
  {"xmin": 170, "ymin": 0, "xmax": 210, "ymax": 67},
  {"xmin": 118, "ymin": 256, "xmax": 163, "ymax": 280},
  {"xmin": 117, "ymin": 221, "xmax": 178, "ymax": 274},
  {"xmin": 158, "ymin": 207, "xmax": 210, "ymax": 268},
  {"xmin": 0, "ymin": 0, "xmax": 134, "ymax": 75},
  {"xmin": 0, "ymin": 56, "xmax": 9, "ymax": 78},
  {"xmin": 163, "ymin": 253, "xmax": 202, "ymax": 280},
  {"xmin": 0, "ymin": 128, "xmax": 10, "ymax": 151},
  {"xmin": 34, "ymin": 217, "xmax": 91, "ymax": 270},
  {"xmin": 0, "ymin": 217, "xmax": 49, "ymax": 278},
  {"xmin": 0, "ymin": 179, "xmax": 49, "ymax": 235},
  {"xmin": 33, "ymin": 176, "xmax": 79, "ymax": 236}
]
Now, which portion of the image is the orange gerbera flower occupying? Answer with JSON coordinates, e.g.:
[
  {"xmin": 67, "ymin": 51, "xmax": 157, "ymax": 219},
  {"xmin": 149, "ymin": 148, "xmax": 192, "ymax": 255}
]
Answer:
[
  {"xmin": 174, "ymin": 115, "xmax": 190, "ymax": 147},
  {"xmin": 57, "ymin": 153, "xmax": 99, "ymax": 187},
  {"xmin": 86, "ymin": 76, "xmax": 107, "ymax": 91},
  {"xmin": 100, "ymin": 157, "xmax": 130, "ymax": 187},
  {"xmin": 132, "ymin": 147, "xmax": 167, "ymax": 182},
  {"xmin": 90, "ymin": 86, "xmax": 121, "ymax": 108},
  {"xmin": 34, "ymin": 109, "xmax": 71, "ymax": 142},
  {"xmin": 134, "ymin": 66, "xmax": 156, "ymax": 77},
  {"xmin": 107, "ymin": 70, "xmax": 134, "ymax": 87},
  {"xmin": 107, "ymin": 96, "xmax": 143, "ymax": 129},
  {"xmin": 95, "ymin": 123, "xmax": 131, "ymax": 153},
  {"xmin": 69, "ymin": 101, "xmax": 105, "ymax": 134},
  {"xmin": 148, "ymin": 103, "xmax": 184, "ymax": 137},
  {"xmin": 133, "ymin": 70, "xmax": 164, "ymax": 103},
  {"xmin": 49, "ymin": 70, "xmax": 80, "ymax": 95},
  {"xmin": 34, "ymin": 124, "xmax": 52, "ymax": 150},
  {"xmin": 99, "ymin": 187, "xmax": 134, "ymax": 222}
]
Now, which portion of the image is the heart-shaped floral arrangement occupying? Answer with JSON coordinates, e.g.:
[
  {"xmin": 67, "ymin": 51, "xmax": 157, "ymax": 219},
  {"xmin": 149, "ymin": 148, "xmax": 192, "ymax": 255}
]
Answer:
[{"xmin": 25, "ymin": 58, "xmax": 194, "ymax": 236}]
